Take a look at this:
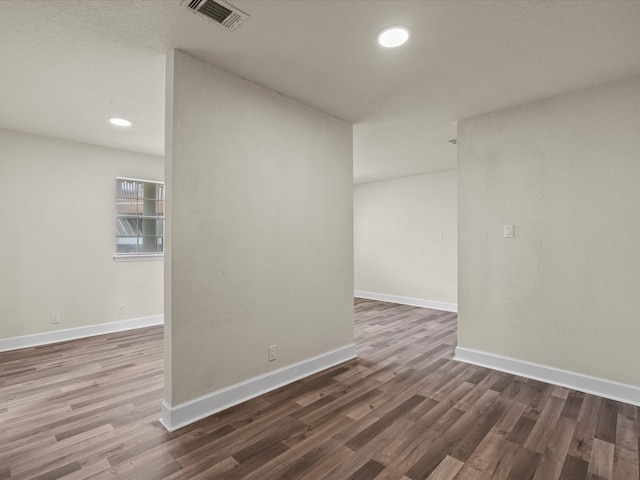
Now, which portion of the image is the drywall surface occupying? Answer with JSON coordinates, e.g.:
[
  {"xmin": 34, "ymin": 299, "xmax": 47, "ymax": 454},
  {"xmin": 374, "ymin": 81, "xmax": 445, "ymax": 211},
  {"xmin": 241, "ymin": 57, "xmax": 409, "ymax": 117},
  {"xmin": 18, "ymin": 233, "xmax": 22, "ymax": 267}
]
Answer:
[
  {"xmin": 458, "ymin": 75, "xmax": 640, "ymax": 386},
  {"xmin": 164, "ymin": 50, "xmax": 354, "ymax": 406},
  {"xmin": 354, "ymin": 170, "xmax": 457, "ymax": 306},
  {"xmin": 0, "ymin": 128, "xmax": 164, "ymax": 339}
]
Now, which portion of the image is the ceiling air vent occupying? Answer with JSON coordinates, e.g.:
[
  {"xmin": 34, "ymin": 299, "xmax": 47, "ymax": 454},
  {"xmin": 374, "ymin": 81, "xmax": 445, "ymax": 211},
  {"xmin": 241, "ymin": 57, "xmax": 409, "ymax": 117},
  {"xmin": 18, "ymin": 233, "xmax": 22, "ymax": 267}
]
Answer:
[{"xmin": 182, "ymin": 0, "xmax": 248, "ymax": 31}]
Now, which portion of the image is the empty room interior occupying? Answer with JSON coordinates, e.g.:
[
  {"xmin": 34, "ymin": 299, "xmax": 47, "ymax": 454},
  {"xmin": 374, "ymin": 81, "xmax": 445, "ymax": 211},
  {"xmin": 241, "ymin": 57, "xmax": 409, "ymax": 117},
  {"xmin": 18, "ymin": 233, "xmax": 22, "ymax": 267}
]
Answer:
[{"xmin": 1, "ymin": 1, "xmax": 639, "ymax": 479}]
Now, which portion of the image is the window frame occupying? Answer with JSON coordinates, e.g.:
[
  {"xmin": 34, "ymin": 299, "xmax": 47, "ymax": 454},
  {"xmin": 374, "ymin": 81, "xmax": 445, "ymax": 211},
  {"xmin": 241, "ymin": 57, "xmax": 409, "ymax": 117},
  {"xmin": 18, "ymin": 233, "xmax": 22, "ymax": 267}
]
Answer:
[{"xmin": 113, "ymin": 176, "xmax": 165, "ymax": 262}]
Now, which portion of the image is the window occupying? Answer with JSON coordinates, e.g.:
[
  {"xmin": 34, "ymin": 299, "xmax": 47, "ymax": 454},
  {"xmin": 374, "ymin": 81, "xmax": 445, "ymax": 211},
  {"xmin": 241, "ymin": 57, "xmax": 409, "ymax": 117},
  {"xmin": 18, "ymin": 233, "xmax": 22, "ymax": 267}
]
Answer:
[{"xmin": 115, "ymin": 177, "xmax": 164, "ymax": 260}]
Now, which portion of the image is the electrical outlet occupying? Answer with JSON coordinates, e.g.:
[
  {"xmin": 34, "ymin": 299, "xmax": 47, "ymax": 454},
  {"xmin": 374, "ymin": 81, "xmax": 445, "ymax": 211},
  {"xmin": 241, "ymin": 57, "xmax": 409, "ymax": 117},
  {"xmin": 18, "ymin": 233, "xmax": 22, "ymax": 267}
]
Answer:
[
  {"xmin": 51, "ymin": 313, "xmax": 61, "ymax": 324},
  {"xmin": 268, "ymin": 345, "xmax": 276, "ymax": 362},
  {"xmin": 118, "ymin": 305, "xmax": 125, "ymax": 315},
  {"xmin": 438, "ymin": 232, "xmax": 444, "ymax": 240}
]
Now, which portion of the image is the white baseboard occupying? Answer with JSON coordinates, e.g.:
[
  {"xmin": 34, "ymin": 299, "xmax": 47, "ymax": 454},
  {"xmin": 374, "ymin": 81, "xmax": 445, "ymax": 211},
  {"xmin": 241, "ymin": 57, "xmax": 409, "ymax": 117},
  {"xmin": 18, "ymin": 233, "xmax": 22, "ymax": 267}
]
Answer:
[
  {"xmin": 0, "ymin": 315, "xmax": 164, "ymax": 352},
  {"xmin": 354, "ymin": 290, "xmax": 457, "ymax": 313},
  {"xmin": 160, "ymin": 343, "xmax": 358, "ymax": 432},
  {"xmin": 455, "ymin": 346, "xmax": 640, "ymax": 407}
]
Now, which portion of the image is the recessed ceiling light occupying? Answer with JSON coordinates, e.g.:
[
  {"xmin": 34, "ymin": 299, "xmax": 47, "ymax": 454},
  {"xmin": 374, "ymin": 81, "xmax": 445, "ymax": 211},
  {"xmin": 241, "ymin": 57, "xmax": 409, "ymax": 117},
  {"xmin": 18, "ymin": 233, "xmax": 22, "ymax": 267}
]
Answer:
[
  {"xmin": 378, "ymin": 26, "xmax": 409, "ymax": 48},
  {"xmin": 109, "ymin": 117, "xmax": 132, "ymax": 127}
]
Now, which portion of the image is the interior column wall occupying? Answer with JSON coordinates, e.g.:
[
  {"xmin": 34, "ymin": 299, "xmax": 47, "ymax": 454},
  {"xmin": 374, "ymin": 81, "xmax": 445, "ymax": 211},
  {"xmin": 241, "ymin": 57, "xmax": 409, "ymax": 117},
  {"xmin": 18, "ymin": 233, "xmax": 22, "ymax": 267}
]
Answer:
[{"xmin": 164, "ymin": 50, "xmax": 354, "ymax": 418}]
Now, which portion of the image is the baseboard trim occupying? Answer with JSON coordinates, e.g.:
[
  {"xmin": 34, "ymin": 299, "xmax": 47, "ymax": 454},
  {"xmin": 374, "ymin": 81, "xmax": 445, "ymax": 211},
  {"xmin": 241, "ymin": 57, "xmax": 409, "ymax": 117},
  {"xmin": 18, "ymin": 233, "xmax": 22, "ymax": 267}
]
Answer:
[
  {"xmin": 160, "ymin": 343, "xmax": 358, "ymax": 432},
  {"xmin": 354, "ymin": 290, "xmax": 457, "ymax": 313},
  {"xmin": 455, "ymin": 346, "xmax": 640, "ymax": 407},
  {"xmin": 0, "ymin": 315, "xmax": 164, "ymax": 352}
]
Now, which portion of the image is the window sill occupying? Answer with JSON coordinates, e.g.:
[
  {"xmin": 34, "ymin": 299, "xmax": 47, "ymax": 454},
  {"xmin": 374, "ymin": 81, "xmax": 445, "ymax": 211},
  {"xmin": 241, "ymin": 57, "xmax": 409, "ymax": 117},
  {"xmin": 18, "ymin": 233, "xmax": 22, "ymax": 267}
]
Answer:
[{"xmin": 113, "ymin": 254, "xmax": 164, "ymax": 262}]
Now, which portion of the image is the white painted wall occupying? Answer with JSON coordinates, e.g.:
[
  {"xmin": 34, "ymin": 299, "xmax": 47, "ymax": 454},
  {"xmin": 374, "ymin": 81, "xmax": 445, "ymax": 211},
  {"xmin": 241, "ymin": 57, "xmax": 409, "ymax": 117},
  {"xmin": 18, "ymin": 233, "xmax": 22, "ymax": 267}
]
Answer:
[
  {"xmin": 458, "ymin": 75, "xmax": 640, "ymax": 387},
  {"xmin": 354, "ymin": 170, "xmax": 458, "ymax": 310},
  {"xmin": 0, "ymin": 128, "xmax": 164, "ymax": 340},
  {"xmin": 164, "ymin": 50, "xmax": 354, "ymax": 410}
]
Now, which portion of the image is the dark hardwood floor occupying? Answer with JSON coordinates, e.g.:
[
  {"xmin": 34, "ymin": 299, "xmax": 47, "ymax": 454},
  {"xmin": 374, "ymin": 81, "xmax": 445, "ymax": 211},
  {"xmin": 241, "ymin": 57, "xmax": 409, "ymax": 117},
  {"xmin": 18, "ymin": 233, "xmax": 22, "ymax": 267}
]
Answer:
[{"xmin": 1, "ymin": 298, "xmax": 638, "ymax": 479}]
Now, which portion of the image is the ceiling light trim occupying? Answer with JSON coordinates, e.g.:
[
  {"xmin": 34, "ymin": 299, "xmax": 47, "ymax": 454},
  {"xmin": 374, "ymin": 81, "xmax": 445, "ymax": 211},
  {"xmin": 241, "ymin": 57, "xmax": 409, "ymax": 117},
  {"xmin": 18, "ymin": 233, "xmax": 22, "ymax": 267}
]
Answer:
[
  {"xmin": 110, "ymin": 118, "xmax": 132, "ymax": 127},
  {"xmin": 378, "ymin": 26, "xmax": 410, "ymax": 48}
]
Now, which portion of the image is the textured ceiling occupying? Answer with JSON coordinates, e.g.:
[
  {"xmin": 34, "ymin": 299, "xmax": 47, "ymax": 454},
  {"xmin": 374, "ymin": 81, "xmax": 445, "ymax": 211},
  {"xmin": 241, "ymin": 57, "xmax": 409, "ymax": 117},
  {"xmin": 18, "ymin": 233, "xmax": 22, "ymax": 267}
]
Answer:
[{"xmin": 0, "ymin": 1, "xmax": 639, "ymax": 183}]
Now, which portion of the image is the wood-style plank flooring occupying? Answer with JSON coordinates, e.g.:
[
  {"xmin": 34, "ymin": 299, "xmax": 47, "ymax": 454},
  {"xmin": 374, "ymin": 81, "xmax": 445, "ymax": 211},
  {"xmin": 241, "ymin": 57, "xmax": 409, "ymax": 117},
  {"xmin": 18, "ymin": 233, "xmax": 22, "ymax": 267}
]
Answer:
[{"xmin": 1, "ymin": 298, "xmax": 639, "ymax": 479}]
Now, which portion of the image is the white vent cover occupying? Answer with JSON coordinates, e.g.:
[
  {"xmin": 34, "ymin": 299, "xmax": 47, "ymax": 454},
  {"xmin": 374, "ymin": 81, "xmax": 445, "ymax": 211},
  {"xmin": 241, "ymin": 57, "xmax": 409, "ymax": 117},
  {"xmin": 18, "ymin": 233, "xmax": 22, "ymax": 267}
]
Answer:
[{"xmin": 182, "ymin": 0, "xmax": 248, "ymax": 31}]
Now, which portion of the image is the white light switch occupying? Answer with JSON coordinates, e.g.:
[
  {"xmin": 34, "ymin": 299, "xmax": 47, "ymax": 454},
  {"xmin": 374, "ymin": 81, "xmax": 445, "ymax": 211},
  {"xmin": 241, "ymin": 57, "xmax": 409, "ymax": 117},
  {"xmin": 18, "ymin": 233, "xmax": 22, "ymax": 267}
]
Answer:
[{"xmin": 504, "ymin": 224, "xmax": 515, "ymax": 238}]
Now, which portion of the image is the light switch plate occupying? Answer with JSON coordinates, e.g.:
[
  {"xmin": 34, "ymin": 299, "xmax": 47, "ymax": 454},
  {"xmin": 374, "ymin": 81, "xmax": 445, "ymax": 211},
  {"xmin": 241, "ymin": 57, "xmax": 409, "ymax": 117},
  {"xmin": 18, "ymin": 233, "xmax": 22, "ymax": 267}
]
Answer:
[{"xmin": 504, "ymin": 224, "xmax": 515, "ymax": 238}]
